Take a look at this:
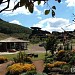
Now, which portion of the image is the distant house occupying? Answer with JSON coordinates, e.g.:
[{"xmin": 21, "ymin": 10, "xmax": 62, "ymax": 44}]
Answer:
[
  {"xmin": 0, "ymin": 37, "xmax": 29, "ymax": 52},
  {"xmin": 29, "ymin": 27, "xmax": 51, "ymax": 39}
]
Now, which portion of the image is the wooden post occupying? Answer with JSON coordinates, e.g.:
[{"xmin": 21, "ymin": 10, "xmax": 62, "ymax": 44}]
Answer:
[{"xmin": 5, "ymin": 42, "xmax": 7, "ymax": 52}]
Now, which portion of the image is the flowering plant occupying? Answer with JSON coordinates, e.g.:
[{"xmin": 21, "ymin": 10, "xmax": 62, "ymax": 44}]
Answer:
[
  {"xmin": 54, "ymin": 61, "xmax": 66, "ymax": 67},
  {"xmin": 0, "ymin": 56, "xmax": 8, "ymax": 63},
  {"xmin": 7, "ymin": 63, "xmax": 36, "ymax": 75},
  {"xmin": 45, "ymin": 63, "xmax": 54, "ymax": 68},
  {"xmin": 58, "ymin": 50, "xmax": 65, "ymax": 55}
]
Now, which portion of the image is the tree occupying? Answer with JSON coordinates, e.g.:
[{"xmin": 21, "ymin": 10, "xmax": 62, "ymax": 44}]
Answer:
[
  {"xmin": 0, "ymin": 0, "xmax": 61, "ymax": 17},
  {"xmin": 45, "ymin": 35, "xmax": 58, "ymax": 56}
]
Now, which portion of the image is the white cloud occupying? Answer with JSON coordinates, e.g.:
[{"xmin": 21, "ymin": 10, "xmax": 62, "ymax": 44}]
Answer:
[
  {"xmin": 64, "ymin": 22, "xmax": 75, "ymax": 31},
  {"xmin": 33, "ymin": 18, "xmax": 74, "ymax": 33},
  {"xmin": 34, "ymin": 1, "xmax": 44, "ymax": 15},
  {"xmin": 34, "ymin": 6, "xmax": 42, "ymax": 15},
  {"xmin": 65, "ymin": 0, "xmax": 75, "ymax": 7},
  {"xmin": 34, "ymin": 1, "xmax": 44, "ymax": 7},
  {"xmin": 0, "ymin": 0, "xmax": 17, "ymax": 11},
  {"xmin": 2, "ymin": 7, "xmax": 31, "ymax": 16},
  {"xmin": 10, "ymin": 20, "xmax": 22, "ymax": 25},
  {"xmin": 37, "ymin": 17, "xmax": 42, "ymax": 20},
  {"xmin": 0, "ymin": 0, "xmax": 43, "ymax": 16},
  {"xmin": 1, "ymin": 0, "xmax": 31, "ymax": 16},
  {"xmin": 0, "ymin": 0, "xmax": 31, "ymax": 16}
]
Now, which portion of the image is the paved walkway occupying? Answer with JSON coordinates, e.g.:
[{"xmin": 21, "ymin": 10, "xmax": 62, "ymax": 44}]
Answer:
[{"xmin": 33, "ymin": 60, "xmax": 44, "ymax": 73}]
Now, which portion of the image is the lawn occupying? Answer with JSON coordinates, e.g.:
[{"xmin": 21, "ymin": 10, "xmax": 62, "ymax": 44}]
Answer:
[
  {"xmin": 1, "ymin": 54, "xmax": 17, "ymax": 60},
  {"xmin": 32, "ymin": 53, "xmax": 45, "ymax": 61},
  {"xmin": 1, "ymin": 52, "xmax": 46, "ymax": 61}
]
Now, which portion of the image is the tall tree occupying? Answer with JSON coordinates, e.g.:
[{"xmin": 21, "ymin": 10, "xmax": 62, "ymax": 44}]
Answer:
[
  {"xmin": 45, "ymin": 35, "xmax": 58, "ymax": 55},
  {"xmin": 0, "ymin": 0, "xmax": 61, "ymax": 17}
]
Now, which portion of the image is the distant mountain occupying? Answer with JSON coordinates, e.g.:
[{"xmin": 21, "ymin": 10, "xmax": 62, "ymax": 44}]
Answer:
[{"xmin": 0, "ymin": 18, "xmax": 32, "ymax": 40}]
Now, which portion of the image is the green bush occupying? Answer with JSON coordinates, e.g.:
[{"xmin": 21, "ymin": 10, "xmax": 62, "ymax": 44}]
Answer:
[
  {"xmin": 62, "ymin": 64, "xmax": 71, "ymax": 72},
  {"xmin": 24, "ymin": 70, "xmax": 37, "ymax": 75},
  {"xmin": 13, "ymin": 52, "xmax": 32, "ymax": 63},
  {"xmin": 43, "ymin": 65, "xmax": 51, "ymax": 74},
  {"xmin": 45, "ymin": 58, "xmax": 54, "ymax": 63},
  {"xmin": 69, "ymin": 56, "xmax": 75, "ymax": 65},
  {"xmin": 30, "ymin": 38, "xmax": 40, "ymax": 44},
  {"xmin": 56, "ymin": 50, "xmax": 73, "ymax": 63},
  {"xmin": 0, "ymin": 56, "xmax": 8, "ymax": 64}
]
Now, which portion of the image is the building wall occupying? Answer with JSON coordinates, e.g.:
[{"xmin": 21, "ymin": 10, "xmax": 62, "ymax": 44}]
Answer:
[{"xmin": 0, "ymin": 42, "xmax": 28, "ymax": 52}]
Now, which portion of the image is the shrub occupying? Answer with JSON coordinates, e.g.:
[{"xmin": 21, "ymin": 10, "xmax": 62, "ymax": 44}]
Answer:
[
  {"xmin": 7, "ymin": 63, "xmax": 23, "ymax": 74},
  {"xmin": 43, "ymin": 65, "xmax": 52, "ymax": 74},
  {"xmin": 22, "ymin": 64, "xmax": 36, "ymax": 72},
  {"xmin": 7, "ymin": 63, "xmax": 36, "ymax": 75},
  {"xmin": 61, "ymin": 52, "xmax": 71, "ymax": 63},
  {"xmin": 45, "ymin": 63, "xmax": 54, "ymax": 68},
  {"xmin": 0, "ymin": 56, "xmax": 8, "ymax": 64},
  {"xmin": 58, "ymin": 50, "xmax": 65, "ymax": 55},
  {"xmin": 54, "ymin": 61, "xmax": 66, "ymax": 67},
  {"xmin": 45, "ymin": 58, "xmax": 54, "ymax": 63},
  {"xmin": 13, "ymin": 56, "xmax": 32, "ymax": 63},
  {"xmin": 43, "ymin": 61, "xmax": 67, "ymax": 74},
  {"xmin": 30, "ymin": 37, "xmax": 40, "ymax": 44},
  {"xmin": 69, "ymin": 56, "xmax": 75, "ymax": 65},
  {"xmin": 44, "ymin": 61, "xmax": 66, "ymax": 69},
  {"xmin": 62, "ymin": 64, "xmax": 71, "ymax": 72},
  {"xmin": 23, "ymin": 57, "xmax": 32, "ymax": 63},
  {"xmin": 56, "ymin": 50, "xmax": 65, "ymax": 61},
  {"xmin": 24, "ymin": 70, "xmax": 37, "ymax": 75},
  {"xmin": 43, "ymin": 63, "xmax": 54, "ymax": 74},
  {"xmin": 13, "ymin": 52, "xmax": 32, "ymax": 63}
]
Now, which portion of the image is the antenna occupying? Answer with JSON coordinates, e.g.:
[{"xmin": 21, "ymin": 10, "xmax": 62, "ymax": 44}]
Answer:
[
  {"xmin": 61, "ymin": 26, "xmax": 75, "ymax": 38},
  {"xmin": 61, "ymin": 27, "xmax": 65, "ymax": 32}
]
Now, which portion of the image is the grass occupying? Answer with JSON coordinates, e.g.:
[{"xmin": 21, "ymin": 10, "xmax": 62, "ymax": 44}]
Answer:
[
  {"xmin": 1, "ymin": 52, "xmax": 52, "ymax": 62},
  {"xmin": 0, "ymin": 53, "xmax": 46, "ymax": 61},
  {"xmin": 1, "ymin": 54, "xmax": 17, "ymax": 61},
  {"xmin": 32, "ymin": 53, "xmax": 45, "ymax": 61}
]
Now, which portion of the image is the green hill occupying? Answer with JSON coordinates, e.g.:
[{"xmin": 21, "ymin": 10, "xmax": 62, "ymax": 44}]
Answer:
[
  {"xmin": 0, "ymin": 33, "xmax": 10, "ymax": 40},
  {"xmin": 0, "ymin": 18, "xmax": 32, "ymax": 40}
]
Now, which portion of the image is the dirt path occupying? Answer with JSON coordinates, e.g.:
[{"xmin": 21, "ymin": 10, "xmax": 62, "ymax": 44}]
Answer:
[
  {"xmin": 33, "ymin": 60, "xmax": 44, "ymax": 73},
  {"xmin": 0, "ymin": 61, "xmax": 13, "ymax": 75},
  {"xmin": 26, "ymin": 44, "xmax": 46, "ymax": 53}
]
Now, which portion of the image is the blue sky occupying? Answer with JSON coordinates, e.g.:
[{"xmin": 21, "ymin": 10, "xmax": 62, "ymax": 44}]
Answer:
[{"xmin": 0, "ymin": 0, "xmax": 75, "ymax": 33}]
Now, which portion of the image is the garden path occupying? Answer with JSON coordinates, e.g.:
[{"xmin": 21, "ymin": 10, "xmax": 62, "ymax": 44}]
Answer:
[
  {"xmin": 0, "ymin": 61, "xmax": 13, "ymax": 75},
  {"xmin": 0, "ymin": 60, "xmax": 44, "ymax": 75},
  {"xmin": 33, "ymin": 60, "xmax": 44, "ymax": 73}
]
